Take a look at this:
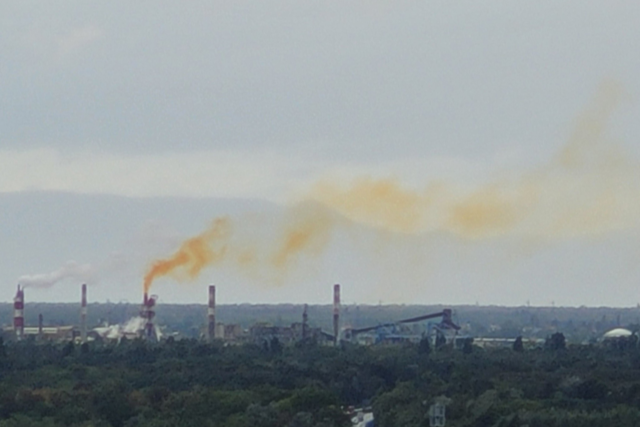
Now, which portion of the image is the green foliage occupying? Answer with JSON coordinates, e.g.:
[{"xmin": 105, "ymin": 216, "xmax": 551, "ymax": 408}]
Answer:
[
  {"xmin": 418, "ymin": 337, "xmax": 431, "ymax": 355},
  {"xmin": 1, "ymin": 338, "xmax": 640, "ymax": 426},
  {"xmin": 461, "ymin": 337, "xmax": 474, "ymax": 354},
  {"xmin": 373, "ymin": 382, "xmax": 425, "ymax": 427},
  {"xmin": 546, "ymin": 332, "xmax": 567, "ymax": 351},
  {"xmin": 513, "ymin": 336, "xmax": 524, "ymax": 352}
]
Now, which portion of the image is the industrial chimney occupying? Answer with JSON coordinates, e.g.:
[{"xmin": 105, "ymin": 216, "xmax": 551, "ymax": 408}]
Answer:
[
  {"xmin": 333, "ymin": 284, "xmax": 340, "ymax": 346},
  {"xmin": 302, "ymin": 304, "xmax": 308, "ymax": 340},
  {"xmin": 207, "ymin": 285, "xmax": 216, "ymax": 342},
  {"xmin": 38, "ymin": 313, "xmax": 44, "ymax": 341},
  {"xmin": 141, "ymin": 293, "xmax": 157, "ymax": 341},
  {"xmin": 80, "ymin": 284, "xmax": 87, "ymax": 343},
  {"xmin": 13, "ymin": 285, "xmax": 24, "ymax": 341}
]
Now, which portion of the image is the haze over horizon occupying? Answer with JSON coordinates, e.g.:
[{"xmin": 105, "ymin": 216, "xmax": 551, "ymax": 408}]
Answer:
[{"xmin": 2, "ymin": 2, "xmax": 640, "ymax": 307}]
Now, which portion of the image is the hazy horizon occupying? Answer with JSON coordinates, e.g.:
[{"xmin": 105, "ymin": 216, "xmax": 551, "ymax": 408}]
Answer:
[{"xmin": 2, "ymin": 2, "xmax": 640, "ymax": 307}]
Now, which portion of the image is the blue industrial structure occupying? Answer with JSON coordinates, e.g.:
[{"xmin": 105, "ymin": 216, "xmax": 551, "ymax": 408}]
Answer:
[{"xmin": 344, "ymin": 309, "xmax": 460, "ymax": 345}]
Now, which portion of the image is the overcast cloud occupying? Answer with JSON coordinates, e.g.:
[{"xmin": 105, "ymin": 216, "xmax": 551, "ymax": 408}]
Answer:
[{"xmin": 2, "ymin": 2, "xmax": 640, "ymax": 305}]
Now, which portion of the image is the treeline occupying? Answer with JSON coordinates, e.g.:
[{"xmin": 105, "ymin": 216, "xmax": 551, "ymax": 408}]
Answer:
[
  {"xmin": 0, "ymin": 338, "xmax": 351, "ymax": 427},
  {"xmin": 1, "ymin": 337, "xmax": 640, "ymax": 426},
  {"xmin": 373, "ymin": 339, "xmax": 640, "ymax": 427},
  {"xmin": 5, "ymin": 302, "xmax": 639, "ymax": 341}
]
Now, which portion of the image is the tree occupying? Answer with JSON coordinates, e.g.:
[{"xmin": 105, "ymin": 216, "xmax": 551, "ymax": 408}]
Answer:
[
  {"xmin": 61, "ymin": 341, "xmax": 75, "ymax": 358},
  {"xmin": 373, "ymin": 382, "xmax": 424, "ymax": 427},
  {"xmin": 94, "ymin": 380, "xmax": 136, "ymax": 427},
  {"xmin": 418, "ymin": 337, "xmax": 431, "ymax": 355},
  {"xmin": 545, "ymin": 333, "xmax": 566, "ymax": 351},
  {"xmin": 270, "ymin": 337, "xmax": 282, "ymax": 355},
  {"xmin": 462, "ymin": 338, "xmax": 474, "ymax": 354},
  {"xmin": 513, "ymin": 336, "xmax": 524, "ymax": 353},
  {"xmin": 80, "ymin": 342, "xmax": 90, "ymax": 355},
  {"xmin": 435, "ymin": 332, "xmax": 446, "ymax": 350},
  {"xmin": 244, "ymin": 403, "xmax": 280, "ymax": 427}
]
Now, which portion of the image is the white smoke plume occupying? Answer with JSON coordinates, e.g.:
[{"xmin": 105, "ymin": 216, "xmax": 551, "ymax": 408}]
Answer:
[
  {"xmin": 16, "ymin": 249, "xmax": 139, "ymax": 290},
  {"xmin": 92, "ymin": 316, "xmax": 162, "ymax": 341},
  {"xmin": 18, "ymin": 260, "xmax": 95, "ymax": 289}
]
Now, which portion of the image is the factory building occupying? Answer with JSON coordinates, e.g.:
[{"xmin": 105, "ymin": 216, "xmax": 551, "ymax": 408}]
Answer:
[
  {"xmin": 2, "ymin": 285, "xmax": 79, "ymax": 342},
  {"xmin": 5, "ymin": 280, "xmax": 461, "ymax": 348},
  {"xmin": 248, "ymin": 322, "xmax": 329, "ymax": 345},
  {"xmin": 214, "ymin": 323, "xmax": 243, "ymax": 341},
  {"xmin": 2, "ymin": 325, "xmax": 76, "ymax": 342},
  {"xmin": 208, "ymin": 286, "xmax": 337, "ymax": 346}
]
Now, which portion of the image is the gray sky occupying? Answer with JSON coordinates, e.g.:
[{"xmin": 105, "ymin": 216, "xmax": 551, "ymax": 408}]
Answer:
[{"xmin": 2, "ymin": 2, "xmax": 640, "ymax": 307}]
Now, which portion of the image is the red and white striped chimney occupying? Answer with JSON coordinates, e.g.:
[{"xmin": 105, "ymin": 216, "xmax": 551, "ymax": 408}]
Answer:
[
  {"xmin": 80, "ymin": 284, "xmax": 87, "ymax": 343},
  {"xmin": 333, "ymin": 284, "xmax": 340, "ymax": 346},
  {"xmin": 13, "ymin": 285, "xmax": 24, "ymax": 341},
  {"xmin": 142, "ymin": 293, "xmax": 156, "ymax": 341},
  {"xmin": 207, "ymin": 285, "xmax": 216, "ymax": 342}
]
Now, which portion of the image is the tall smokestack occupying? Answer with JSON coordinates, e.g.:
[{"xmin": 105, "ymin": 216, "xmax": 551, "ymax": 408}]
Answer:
[
  {"xmin": 207, "ymin": 285, "xmax": 216, "ymax": 342},
  {"xmin": 38, "ymin": 313, "xmax": 44, "ymax": 341},
  {"xmin": 142, "ymin": 292, "xmax": 148, "ymax": 336},
  {"xmin": 80, "ymin": 284, "xmax": 87, "ymax": 343},
  {"xmin": 142, "ymin": 292, "xmax": 156, "ymax": 340},
  {"xmin": 302, "ymin": 304, "xmax": 308, "ymax": 340},
  {"xmin": 333, "ymin": 284, "xmax": 340, "ymax": 346},
  {"xmin": 13, "ymin": 285, "xmax": 24, "ymax": 341}
]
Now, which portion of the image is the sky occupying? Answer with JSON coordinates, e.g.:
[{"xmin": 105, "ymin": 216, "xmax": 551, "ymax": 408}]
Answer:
[{"xmin": 2, "ymin": 2, "xmax": 640, "ymax": 307}]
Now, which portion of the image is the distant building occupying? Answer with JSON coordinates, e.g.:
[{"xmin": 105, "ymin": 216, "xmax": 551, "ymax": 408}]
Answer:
[
  {"xmin": 601, "ymin": 328, "xmax": 637, "ymax": 348},
  {"xmin": 215, "ymin": 323, "xmax": 244, "ymax": 341},
  {"xmin": 248, "ymin": 322, "xmax": 330, "ymax": 345},
  {"xmin": 472, "ymin": 337, "xmax": 544, "ymax": 349},
  {"xmin": 2, "ymin": 326, "xmax": 75, "ymax": 342},
  {"xmin": 349, "ymin": 408, "xmax": 374, "ymax": 427},
  {"xmin": 602, "ymin": 328, "xmax": 633, "ymax": 339}
]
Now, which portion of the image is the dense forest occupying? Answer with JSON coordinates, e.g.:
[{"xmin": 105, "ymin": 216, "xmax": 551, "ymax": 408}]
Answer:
[{"xmin": 2, "ymin": 335, "xmax": 640, "ymax": 426}]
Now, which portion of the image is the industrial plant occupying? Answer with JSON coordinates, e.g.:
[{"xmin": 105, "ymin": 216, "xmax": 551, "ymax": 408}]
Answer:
[{"xmin": 2, "ymin": 282, "xmax": 463, "ymax": 348}]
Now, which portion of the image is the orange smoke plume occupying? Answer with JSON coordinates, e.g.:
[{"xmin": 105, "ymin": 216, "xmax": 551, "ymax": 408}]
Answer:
[
  {"xmin": 309, "ymin": 81, "xmax": 636, "ymax": 240},
  {"xmin": 143, "ymin": 218, "xmax": 231, "ymax": 293},
  {"xmin": 272, "ymin": 203, "xmax": 336, "ymax": 269},
  {"xmin": 142, "ymin": 206, "xmax": 338, "ymax": 292},
  {"xmin": 143, "ymin": 82, "xmax": 637, "ymax": 291}
]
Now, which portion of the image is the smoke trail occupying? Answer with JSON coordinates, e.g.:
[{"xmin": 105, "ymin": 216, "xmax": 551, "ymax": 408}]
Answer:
[
  {"xmin": 142, "ymin": 205, "xmax": 342, "ymax": 291},
  {"xmin": 310, "ymin": 82, "xmax": 637, "ymax": 240},
  {"xmin": 143, "ymin": 82, "xmax": 638, "ymax": 291},
  {"xmin": 18, "ymin": 260, "xmax": 94, "ymax": 288},
  {"xmin": 143, "ymin": 218, "xmax": 232, "ymax": 293},
  {"xmin": 558, "ymin": 80, "xmax": 625, "ymax": 169},
  {"xmin": 272, "ymin": 202, "xmax": 336, "ymax": 268}
]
